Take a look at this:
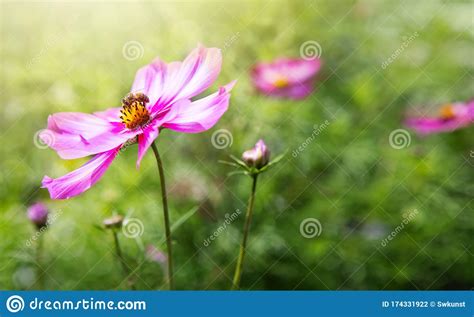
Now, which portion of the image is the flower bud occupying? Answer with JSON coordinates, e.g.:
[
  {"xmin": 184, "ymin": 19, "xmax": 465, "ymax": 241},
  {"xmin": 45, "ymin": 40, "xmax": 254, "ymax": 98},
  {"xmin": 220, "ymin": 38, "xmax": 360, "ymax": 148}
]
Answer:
[
  {"xmin": 103, "ymin": 215, "xmax": 124, "ymax": 229},
  {"xmin": 27, "ymin": 202, "xmax": 49, "ymax": 229},
  {"xmin": 146, "ymin": 245, "xmax": 167, "ymax": 265},
  {"xmin": 242, "ymin": 139, "xmax": 270, "ymax": 169}
]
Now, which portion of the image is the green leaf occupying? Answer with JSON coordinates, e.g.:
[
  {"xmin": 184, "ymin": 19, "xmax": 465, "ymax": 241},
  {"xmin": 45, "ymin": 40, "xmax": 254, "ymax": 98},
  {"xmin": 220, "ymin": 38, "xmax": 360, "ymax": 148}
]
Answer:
[{"xmin": 229, "ymin": 155, "xmax": 249, "ymax": 168}]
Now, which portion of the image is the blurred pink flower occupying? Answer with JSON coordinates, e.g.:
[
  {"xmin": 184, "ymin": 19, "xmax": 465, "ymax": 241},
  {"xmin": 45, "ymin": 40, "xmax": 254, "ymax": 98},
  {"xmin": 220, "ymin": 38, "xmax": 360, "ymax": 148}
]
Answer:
[
  {"xmin": 41, "ymin": 45, "xmax": 235, "ymax": 199},
  {"xmin": 251, "ymin": 58, "xmax": 321, "ymax": 99},
  {"xmin": 405, "ymin": 100, "xmax": 474, "ymax": 135},
  {"xmin": 146, "ymin": 245, "xmax": 167, "ymax": 267},
  {"xmin": 27, "ymin": 202, "xmax": 49, "ymax": 229}
]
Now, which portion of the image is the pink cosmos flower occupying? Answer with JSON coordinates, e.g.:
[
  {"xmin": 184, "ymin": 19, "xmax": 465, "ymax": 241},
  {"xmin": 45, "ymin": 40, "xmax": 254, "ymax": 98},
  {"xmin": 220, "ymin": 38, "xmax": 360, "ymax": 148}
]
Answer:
[
  {"xmin": 41, "ymin": 45, "xmax": 235, "ymax": 200},
  {"xmin": 251, "ymin": 58, "xmax": 321, "ymax": 99},
  {"xmin": 405, "ymin": 100, "xmax": 474, "ymax": 135}
]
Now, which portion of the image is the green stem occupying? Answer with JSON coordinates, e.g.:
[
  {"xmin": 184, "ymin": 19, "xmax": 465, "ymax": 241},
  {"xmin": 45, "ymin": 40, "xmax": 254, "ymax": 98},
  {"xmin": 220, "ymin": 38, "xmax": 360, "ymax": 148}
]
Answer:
[
  {"xmin": 36, "ymin": 234, "xmax": 44, "ymax": 290},
  {"xmin": 112, "ymin": 230, "xmax": 135, "ymax": 290},
  {"xmin": 151, "ymin": 142, "xmax": 174, "ymax": 290},
  {"xmin": 232, "ymin": 174, "xmax": 258, "ymax": 290}
]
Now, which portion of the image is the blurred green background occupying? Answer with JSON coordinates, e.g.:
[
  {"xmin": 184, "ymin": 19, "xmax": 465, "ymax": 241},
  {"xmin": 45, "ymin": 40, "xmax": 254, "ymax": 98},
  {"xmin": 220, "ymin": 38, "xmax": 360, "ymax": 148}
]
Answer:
[{"xmin": 1, "ymin": 0, "xmax": 473, "ymax": 290}]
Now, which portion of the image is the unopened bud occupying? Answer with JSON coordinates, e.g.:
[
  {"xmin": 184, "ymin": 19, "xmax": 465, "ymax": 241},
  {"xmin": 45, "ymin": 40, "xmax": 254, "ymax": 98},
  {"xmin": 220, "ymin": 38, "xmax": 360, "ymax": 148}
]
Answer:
[
  {"xmin": 27, "ymin": 202, "xmax": 49, "ymax": 229},
  {"xmin": 242, "ymin": 139, "xmax": 270, "ymax": 169}
]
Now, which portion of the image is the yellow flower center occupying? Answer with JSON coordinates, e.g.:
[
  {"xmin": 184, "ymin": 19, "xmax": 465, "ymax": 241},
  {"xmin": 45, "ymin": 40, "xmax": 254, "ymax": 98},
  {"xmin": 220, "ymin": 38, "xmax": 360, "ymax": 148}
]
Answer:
[
  {"xmin": 439, "ymin": 104, "xmax": 455, "ymax": 120},
  {"xmin": 273, "ymin": 76, "xmax": 289, "ymax": 88},
  {"xmin": 120, "ymin": 93, "xmax": 151, "ymax": 129}
]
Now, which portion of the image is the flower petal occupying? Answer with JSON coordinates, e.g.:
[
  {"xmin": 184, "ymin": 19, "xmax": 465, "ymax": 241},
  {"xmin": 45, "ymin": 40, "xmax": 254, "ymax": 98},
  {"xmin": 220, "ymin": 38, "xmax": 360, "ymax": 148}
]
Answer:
[
  {"xmin": 42, "ymin": 147, "xmax": 120, "ymax": 200},
  {"xmin": 162, "ymin": 45, "xmax": 222, "ymax": 103},
  {"xmin": 93, "ymin": 107, "xmax": 122, "ymax": 123},
  {"xmin": 253, "ymin": 58, "xmax": 321, "ymax": 86},
  {"xmin": 161, "ymin": 81, "xmax": 235, "ymax": 133},
  {"xmin": 137, "ymin": 45, "xmax": 222, "ymax": 115},
  {"xmin": 131, "ymin": 59, "xmax": 169, "ymax": 107},
  {"xmin": 136, "ymin": 120, "xmax": 160, "ymax": 168},
  {"xmin": 46, "ymin": 112, "xmax": 114, "ymax": 139},
  {"xmin": 41, "ymin": 128, "xmax": 139, "ymax": 160},
  {"xmin": 274, "ymin": 80, "xmax": 315, "ymax": 99},
  {"xmin": 251, "ymin": 58, "xmax": 321, "ymax": 99},
  {"xmin": 405, "ymin": 117, "xmax": 472, "ymax": 135}
]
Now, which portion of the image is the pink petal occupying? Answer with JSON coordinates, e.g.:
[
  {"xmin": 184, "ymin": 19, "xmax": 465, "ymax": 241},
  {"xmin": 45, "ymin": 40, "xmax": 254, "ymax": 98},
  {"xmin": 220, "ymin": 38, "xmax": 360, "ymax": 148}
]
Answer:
[
  {"xmin": 405, "ymin": 101, "xmax": 474, "ymax": 135},
  {"xmin": 46, "ymin": 112, "xmax": 114, "ymax": 139},
  {"xmin": 133, "ymin": 45, "xmax": 222, "ymax": 115},
  {"xmin": 162, "ymin": 45, "xmax": 222, "ymax": 103},
  {"xmin": 161, "ymin": 81, "xmax": 235, "ymax": 133},
  {"xmin": 405, "ymin": 117, "xmax": 472, "ymax": 135},
  {"xmin": 273, "ymin": 80, "xmax": 315, "ymax": 100},
  {"xmin": 41, "ymin": 128, "xmax": 139, "ymax": 160},
  {"xmin": 255, "ymin": 58, "xmax": 321, "ymax": 84},
  {"xmin": 42, "ymin": 147, "xmax": 120, "ymax": 200},
  {"xmin": 251, "ymin": 58, "xmax": 321, "ymax": 99},
  {"xmin": 136, "ymin": 120, "xmax": 160, "ymax": 168},
  {"xmin": 93, "ymin": 107, "xmax": 122, "ymax": 123},
  {"xmin": 131, "ymin": 59, "xmax": 169, "ymax": 109}
]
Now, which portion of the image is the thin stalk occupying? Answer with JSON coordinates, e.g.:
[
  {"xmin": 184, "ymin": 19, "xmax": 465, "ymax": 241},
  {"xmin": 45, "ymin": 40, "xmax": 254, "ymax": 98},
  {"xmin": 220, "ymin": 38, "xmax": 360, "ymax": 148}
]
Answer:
[
  {"xmin": 36, "ymin": 234, "xmax": 44, "ymax": 290},
  {"xmin": 112, "ymin": 230, "xmax": 135, "ymax": 289},
  {"xmin": 151, "ymin": 141, "xmax": 174, "ymax": 290},
  {"xmin": 232, "ymin": 174, "xmax": 258, "ymax": 290}
]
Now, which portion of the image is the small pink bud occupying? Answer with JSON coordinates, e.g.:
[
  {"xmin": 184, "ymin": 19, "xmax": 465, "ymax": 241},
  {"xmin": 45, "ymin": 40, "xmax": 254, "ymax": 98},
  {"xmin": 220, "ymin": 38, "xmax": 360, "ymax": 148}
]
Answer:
[
  {"xmin": 27, "ymin": 202, "xmax": 49, "ymax": 229},
  {"xmin": 242, "ymin": 139, "xmax": 270, "ymax": 169},
  {"xmin": 146, "ymin": 245, "xmax": 168, "ymax": 266}
]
